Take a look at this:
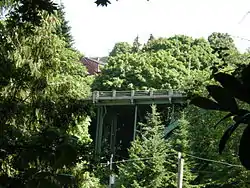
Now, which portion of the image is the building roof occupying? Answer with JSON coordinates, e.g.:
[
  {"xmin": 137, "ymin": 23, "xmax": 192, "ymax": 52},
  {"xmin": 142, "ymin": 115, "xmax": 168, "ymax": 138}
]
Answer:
[
  {"xmin": 89, "ymin": 57, "xmax": 107, "ymax": 65},
  {"xmin": 81, "ymin": 57, "xmax": 106, "ymax": 75}
]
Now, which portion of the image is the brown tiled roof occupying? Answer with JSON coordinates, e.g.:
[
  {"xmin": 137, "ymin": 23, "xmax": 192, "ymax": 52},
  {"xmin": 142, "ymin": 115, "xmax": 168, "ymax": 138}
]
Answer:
[{"xmin": 81, "ymin": 57, "xmax": 105, "ymax": 75}]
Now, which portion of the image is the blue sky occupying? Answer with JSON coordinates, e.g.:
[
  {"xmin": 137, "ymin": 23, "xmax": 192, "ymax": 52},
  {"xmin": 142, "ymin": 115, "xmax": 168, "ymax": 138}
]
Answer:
[{"xmin": 61, "ymin": 0, "xmax": 250, "ymax": 57}]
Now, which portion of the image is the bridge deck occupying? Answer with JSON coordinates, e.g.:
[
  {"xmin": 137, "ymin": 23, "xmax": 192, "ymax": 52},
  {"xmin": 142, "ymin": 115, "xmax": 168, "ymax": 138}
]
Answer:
[{"xmin": 84, "ymin": 90, "xmax": 187, "ymax": 106}]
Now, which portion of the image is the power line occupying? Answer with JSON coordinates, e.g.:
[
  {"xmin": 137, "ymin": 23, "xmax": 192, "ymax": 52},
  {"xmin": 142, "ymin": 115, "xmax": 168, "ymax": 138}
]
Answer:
[
  {"xmin": 164, "ymin": 143, "xmax": 243, "ymax": 168},
  {"xmin": 101, "ymin": 148, "xmax": 243, "ymax": 169},
  {"xmin": 101, "ymin": 152, "xmax": 177, "ymax": 166},
  {"xmin": 238, "ymin": 11, "xmax": 250, "ymax": 24},
  {"xmin": 166, "ymin": 144, "xmax": 243, "ymax": 168},
  {"xmin": 231, "ymin": 35, "xmax": 250, "ymax": 42},
  {"xmin": 185, "ymin": 153, "xmax": 243, "ymax": 168}
]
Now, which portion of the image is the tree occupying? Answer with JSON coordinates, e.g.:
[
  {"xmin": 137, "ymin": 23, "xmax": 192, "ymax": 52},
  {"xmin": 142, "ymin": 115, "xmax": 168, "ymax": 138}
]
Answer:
[
  {"xmin": 55, "ymin": 3, "xmax": 74, "ymax": 48},
  {"xmin": 92, "ymin": 33, "xmax": 250, "ymax": 186},
  {"xmin": 0, "ymin": 0, "xmax": 58, "ymax": 29},
  {"xmin": 208, "ymin": 32, "xmax": 237, "ymax": 57},
  {"xmin": 148, "ymin": 34, "xmax": 155, "ymax": 42},
  {"xmin": 190, "ymin": 65, "xmax": 250, "ymax": 170},
  {"xmin": 185, "ymin": 105, "xmax": 250, "ymax": 187},
  {"xmin": 0, "ymin": 12, "xmax": 97, "ymax": 187},
  {"xmin": 142, "ymin": 35, "xmax": 219, "ymax": 71},
  {"xmin": 93, "ymin": 35, "xmax": 221, "ymax": 95},
  {"xmin": 132, "ymin": 35, "xmax": 141, "ymax": 53},
  {"xmin": 109, "ymin": 42, "xmax": 133, "ymax": 57},
  {"xmin": 163, "ymin": 113, "xmax": 197, "ymax": 188},
  {"xmin": 208, "ymin": 32, "xmax": 242, "ymax": 75},
  {"xmin": 95, "ymin": 0, "xmax": 150, "ymax": 6},
  {"xmin": 0, "ymin": 0, "xmax": 150, "ymax": 30},
  {"xmin": 117, "ymin": 105, "xmax": 168, "ymax": 188}
]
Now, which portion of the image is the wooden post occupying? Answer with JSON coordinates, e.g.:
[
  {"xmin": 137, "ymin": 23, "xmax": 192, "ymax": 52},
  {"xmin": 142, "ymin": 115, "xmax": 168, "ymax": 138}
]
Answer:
[
  {"xmin": 96, "ymin": 91, "xmax": 100, "ymax": 101},
  {"xmin": 92, "ymin": 91, "xmax": 96, "ymax": 104},
  {"xmin": 150, "ymin": 90, "xmax": 153, "ymax": 97},
  {"xmin": 169, "ymin": 90, "xmax": 173, "ymax": 103},
  {"xmin": 112, "ymin": 90, "xmax": 116, "ymax": 97},
  {"xmin": 131, "ymin": 90, "xmax": 135, "ymax": 104},
  {"xmin": 177, "ymin": 152, "xmax": 184, "ymax": 188},
  {"xmin": 133, "ymin": 105, "xmax": 138, "ymax": 140}
]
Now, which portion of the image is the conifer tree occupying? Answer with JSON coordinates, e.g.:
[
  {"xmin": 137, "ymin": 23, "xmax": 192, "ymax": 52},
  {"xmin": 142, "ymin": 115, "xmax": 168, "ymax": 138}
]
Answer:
[
  {"xmin": 56, "ymin": 3, "xmax": 74, "ymax": 48},
  {"xmin": 164, "ymin": 113, "xmax": 197, "ymax": 187},
  {"xmin": 148, "ymin": 34, "xmax": 155, "ymax": 42},
  {"xmin": 117, "ymin": 105, "xmax": 168, "ymax": 188},
  {"xmin": 132, "ymin": 35, "xmax": 141, "ymax": 53}
]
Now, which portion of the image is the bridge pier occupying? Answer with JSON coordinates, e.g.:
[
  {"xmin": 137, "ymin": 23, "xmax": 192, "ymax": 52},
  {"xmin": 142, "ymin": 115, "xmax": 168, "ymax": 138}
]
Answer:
[
  {"xmin": 110, "ymin": 111, "xmax": 117, "ymax": 156},
  {"xmin": 94, "ymin": 106, "xmax": 119, "ymax": 160},
  {"xmin": 94, "ymin": 106, "xmax": 106, "ymax": 159},
  {"xmin": 133, "ymin": 105, "xmax": 138, "ymax": 140},
  {"xmin": 90, "ymin": 90, "xmax": 187, "ymax": 160}
]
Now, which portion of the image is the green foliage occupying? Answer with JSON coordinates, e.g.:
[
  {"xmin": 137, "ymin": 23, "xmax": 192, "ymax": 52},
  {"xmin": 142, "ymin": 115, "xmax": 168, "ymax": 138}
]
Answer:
[
  {"xmin": 164, "ymin": 114, "xmax": 198, "ymax": 188},
  {"xmin": 147, "ymin": 34, "xmax": 155, "ymax": 42},
  {"xmin": 132, "ymin": 36, "xmax": 141, "ymax": 53},
  {"xmin": 67, "ymin": 162, "xmax": 104, "ymax": 188},
  {"xmin": 0, "ymin": 12, "xmax": 96, "ymax": 187},
  {"xmin": 208, "ymin": 32, "xmax": 237, "ymax": 58},
  {"xmin": 92, "ymin": 31, "xmax": 250, "ymax": 187},
  {"xmin": 185, "ymin": 106, "xmax": 250, "ymax": 187},
  {"xmin": 91, "ymin": 32, "xmax": 250, "ymax": 186},
  {"xmin": 109, "ymin": 42, "xmax": 133, "ymax": 57},
  {"xmin": 190, "ymin": 68, "xmax": 250, "ymax": 170},
  {"xmin": 93, "ymin": 35, "xmax": 221, "ymax": 94},
  {"xmin": 208, "ymin": 32, "xmax": 242, "ymax": 75},
  {"xmin": 0, "ymin": 0, "xmax": 58, "ymax": 29},
  {"xmin": 117, "ymin": 105, "xmax": 168, "ymax": 188},
  {"xmin": 55, "ymin": 4, "xmax": 74, "ymax": 48},
  {"xmin": 208, "ymin": 33, "xmax": 237, "ymax": 53}
]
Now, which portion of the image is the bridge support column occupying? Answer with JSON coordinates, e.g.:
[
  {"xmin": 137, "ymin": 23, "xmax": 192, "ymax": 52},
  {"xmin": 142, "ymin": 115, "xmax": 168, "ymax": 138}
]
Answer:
[
  {"xmin": 110, "ymin": 111, "xmax": 117, "ymax": 156},
  {"xmin": 95, "ymin": 106, "xmax": 105, "ymax": 159},
  {"xmin": 133, "ymin": 105, "xmax": 138, "ymax": 140}
]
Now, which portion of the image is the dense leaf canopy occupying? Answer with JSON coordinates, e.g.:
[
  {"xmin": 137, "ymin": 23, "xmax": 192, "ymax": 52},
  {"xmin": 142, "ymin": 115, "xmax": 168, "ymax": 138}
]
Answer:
[
  {"xmin": 2, "ymin": 0, "xmax": 250, "ymax": 186},
  {"xmin": 0, "ymin": 11, "xmax": 98, "ymax": 187},
  {"xmin": 93, "ymin": 35, "xmax": 221, "ymax": 94}
]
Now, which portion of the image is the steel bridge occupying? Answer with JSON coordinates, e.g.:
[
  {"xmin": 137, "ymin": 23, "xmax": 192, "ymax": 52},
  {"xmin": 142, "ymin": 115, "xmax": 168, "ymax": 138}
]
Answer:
[{"xmin": 84, "ymin": 90, "xmax": 187, "ymax": 159}]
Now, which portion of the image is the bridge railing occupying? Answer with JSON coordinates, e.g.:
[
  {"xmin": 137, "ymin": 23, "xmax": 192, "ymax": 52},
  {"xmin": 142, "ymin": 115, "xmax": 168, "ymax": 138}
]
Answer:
[{"xmin": 88, "ymin": 90, "xmax": 186, "ymax": 103}]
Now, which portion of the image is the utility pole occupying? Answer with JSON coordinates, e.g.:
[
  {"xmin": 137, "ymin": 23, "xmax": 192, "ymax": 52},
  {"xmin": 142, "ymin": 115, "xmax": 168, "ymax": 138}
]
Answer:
[
  {"xmin": 109, "ymin": 154, "xmax": 115, "ymax": 188},
  {"xmin": 177, "ymin": 152, "xmax": 184, "ymax": 188}
]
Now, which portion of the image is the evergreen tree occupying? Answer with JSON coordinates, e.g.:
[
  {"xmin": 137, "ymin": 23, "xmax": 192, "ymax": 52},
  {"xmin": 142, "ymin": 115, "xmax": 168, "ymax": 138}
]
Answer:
[
  {"xmin": 132, "ymin": 35, "xmax": 141, "ymax": 53},
  {"xmin": 0, "ymin": 12, "xmax": 100, "ymax": 187},
  {"xmin": 164, "ymin": 113, "xmax": 197, "ymax": 187},
  {"xmin": 56, "ymin": 3, "xmax": 74, "ymax": 48},
  {"xmin": 148, "ymin": 34, "xmax": 155, "ymax": 42},
  {"xmin": 117, "ymin": 105, "xmax": 168, "ymax": 188}
]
